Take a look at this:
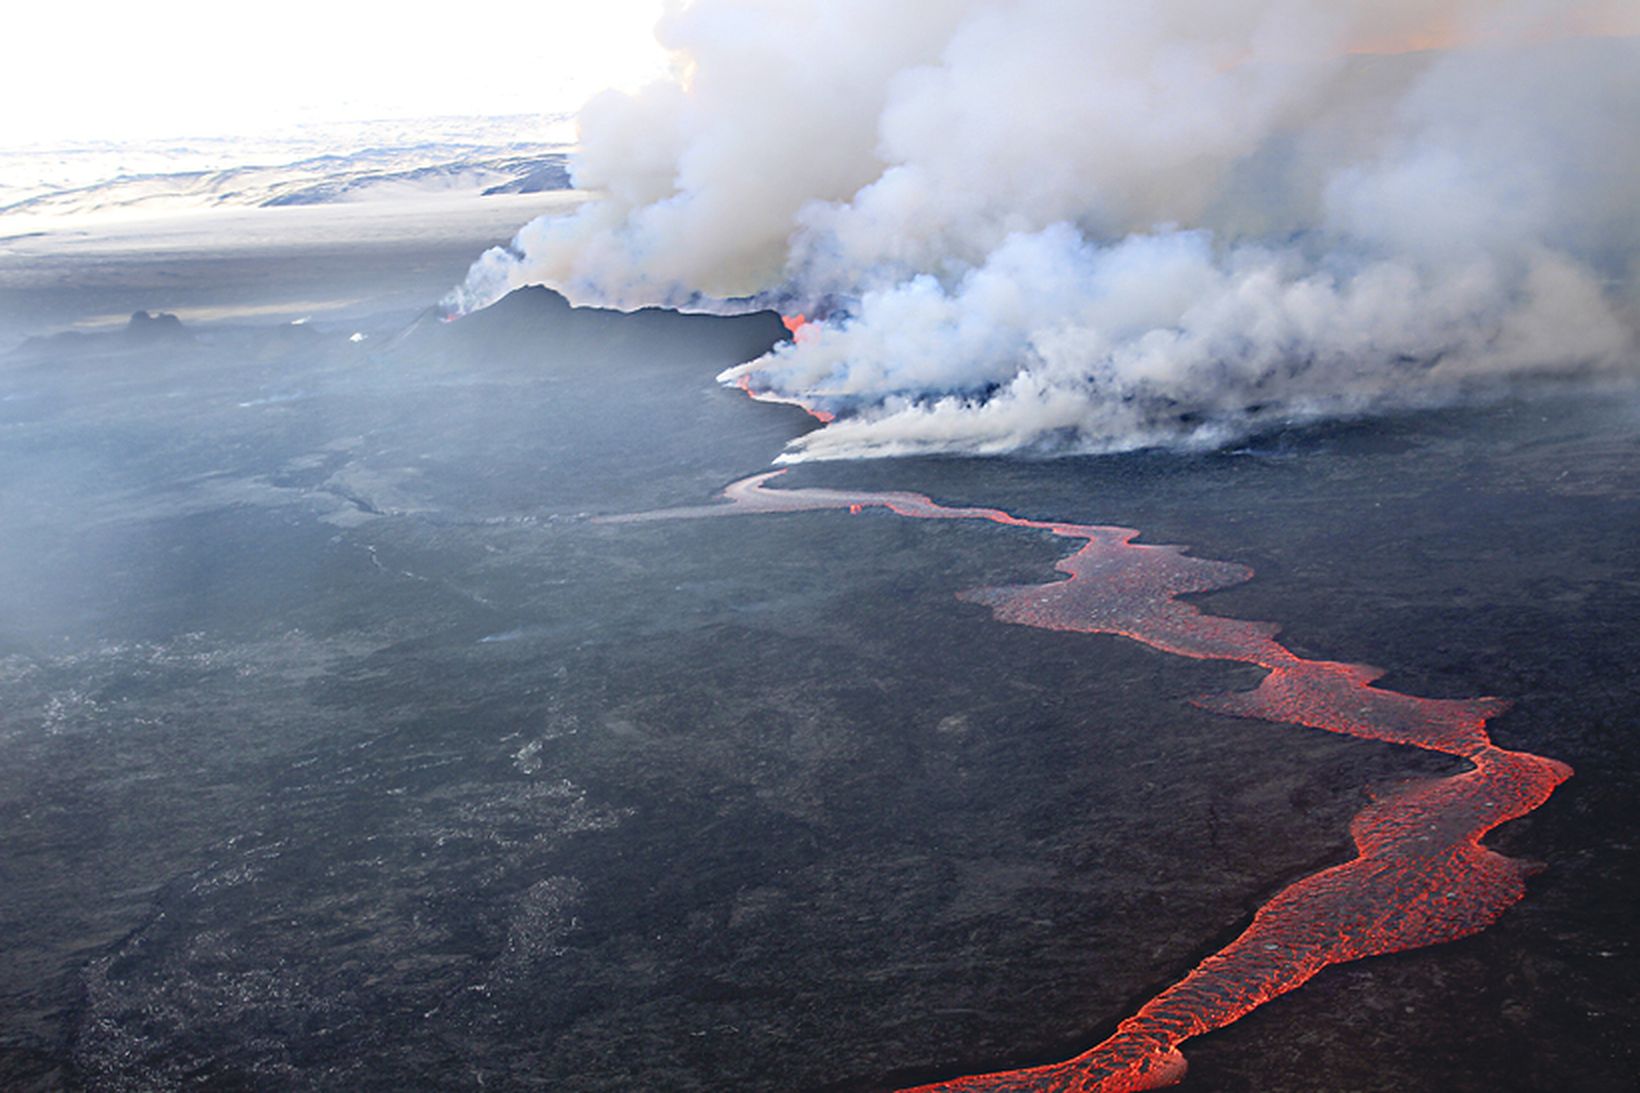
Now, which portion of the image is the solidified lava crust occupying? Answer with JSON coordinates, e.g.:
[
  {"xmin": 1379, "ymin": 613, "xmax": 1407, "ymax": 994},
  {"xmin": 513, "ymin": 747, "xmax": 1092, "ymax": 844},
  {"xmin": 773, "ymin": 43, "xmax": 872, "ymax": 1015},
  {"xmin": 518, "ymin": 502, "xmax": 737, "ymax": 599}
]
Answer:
[{"xmin": 602, "ymin": 471, "xmax": 1573, "ymax": 1091}]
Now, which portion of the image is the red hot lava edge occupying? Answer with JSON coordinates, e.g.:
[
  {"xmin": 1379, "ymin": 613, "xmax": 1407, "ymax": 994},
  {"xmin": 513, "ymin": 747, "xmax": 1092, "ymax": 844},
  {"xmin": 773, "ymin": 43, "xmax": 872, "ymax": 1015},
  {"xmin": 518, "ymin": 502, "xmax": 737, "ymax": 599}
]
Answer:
[
  {"xmin": 728, "ymin": 315, "xmax": 837, "ymax": 423},
  {"xmin": 733, "ymin": 372, "xmax": 837, "ymax": 424},
  {"xmin": 602, "ymin": 471, "xmax": 1572, "ymax": 1091}
]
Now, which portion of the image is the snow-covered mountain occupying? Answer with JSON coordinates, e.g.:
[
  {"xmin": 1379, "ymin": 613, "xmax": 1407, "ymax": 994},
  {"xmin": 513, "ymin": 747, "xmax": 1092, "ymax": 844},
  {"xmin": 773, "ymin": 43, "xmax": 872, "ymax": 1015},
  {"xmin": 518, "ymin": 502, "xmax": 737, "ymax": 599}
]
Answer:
[{"xmin": 0, "ymin": 115, "xmax": 576, "ymax": 225}]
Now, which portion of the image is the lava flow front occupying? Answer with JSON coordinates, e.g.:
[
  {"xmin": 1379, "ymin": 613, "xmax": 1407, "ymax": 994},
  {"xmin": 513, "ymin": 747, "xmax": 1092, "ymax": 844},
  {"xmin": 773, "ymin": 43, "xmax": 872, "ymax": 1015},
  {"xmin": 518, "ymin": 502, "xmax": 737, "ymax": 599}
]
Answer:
[
  {"xmin": 725, "ymin": 316, "xmax": 836, "ymax": 423},
  {"xmin": 603, "ymin": 471, "xmax": 1571, "ymax": 1091}
]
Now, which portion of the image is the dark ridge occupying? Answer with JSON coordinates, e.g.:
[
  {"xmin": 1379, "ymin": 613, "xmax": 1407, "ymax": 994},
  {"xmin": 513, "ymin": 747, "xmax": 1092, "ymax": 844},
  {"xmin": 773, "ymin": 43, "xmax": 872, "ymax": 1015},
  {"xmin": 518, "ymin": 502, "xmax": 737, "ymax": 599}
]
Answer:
[
  {"xmin": 261, "ymin": 155, "xmax": 573, "ymax": 207},
  {"xmin": 6, "ymin": 312, "xmax": 196, "ymax": 360},
  {"xmin": 480, "ymin": 155, "xmax": 573, "ymax": 195},
  {"xmin": 6, "ymin": 330, "xmax": 92, "ymax": 359},
  {"xmin": 124, "ymin": 310, "xmax": 191, "ymax": 343},
  {"xmin": 400, "ymin": 285, "xmax": 790, "ymax": 376}
]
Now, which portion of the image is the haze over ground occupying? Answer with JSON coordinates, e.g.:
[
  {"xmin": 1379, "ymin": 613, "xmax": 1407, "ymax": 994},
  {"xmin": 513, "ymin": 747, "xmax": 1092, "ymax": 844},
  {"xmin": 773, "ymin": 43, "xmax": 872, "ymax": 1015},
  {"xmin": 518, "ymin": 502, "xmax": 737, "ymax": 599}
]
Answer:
[
  {"xmin": 0, "ymin": 4, "xmax": 670, "ymax": 342},
  {"xmin": 1, "ymin": 4, "xmax": 1637, "ymax": 1092},
  {"xmin": 13, "ymin": 3, "xmax": 1638, "ymax": 466}
]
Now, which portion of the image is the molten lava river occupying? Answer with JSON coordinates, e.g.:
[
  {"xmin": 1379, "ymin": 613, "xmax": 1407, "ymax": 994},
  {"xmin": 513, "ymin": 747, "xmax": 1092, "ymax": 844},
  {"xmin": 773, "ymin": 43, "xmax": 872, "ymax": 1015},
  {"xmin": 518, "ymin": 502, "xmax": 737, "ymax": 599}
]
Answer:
[{"xmin": 605, "ymin": 470, "xmax": 1571, "ymax": 1091}]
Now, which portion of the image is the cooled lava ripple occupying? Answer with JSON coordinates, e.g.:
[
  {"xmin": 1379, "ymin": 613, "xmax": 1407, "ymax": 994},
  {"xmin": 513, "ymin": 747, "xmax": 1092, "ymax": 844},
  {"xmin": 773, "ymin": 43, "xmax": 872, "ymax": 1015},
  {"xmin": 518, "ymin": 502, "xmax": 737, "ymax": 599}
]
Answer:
[{"xmin": 604, "ymin": 471, "xmax": 1572, "ymax": 1091}]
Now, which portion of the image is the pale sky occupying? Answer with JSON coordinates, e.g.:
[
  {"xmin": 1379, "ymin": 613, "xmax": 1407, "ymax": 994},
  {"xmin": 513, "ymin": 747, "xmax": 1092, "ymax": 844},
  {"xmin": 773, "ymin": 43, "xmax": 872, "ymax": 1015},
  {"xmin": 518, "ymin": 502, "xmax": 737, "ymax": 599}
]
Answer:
[{"xmin": 0, "ymin": 1, "xmax": 673, "ymax": 147}]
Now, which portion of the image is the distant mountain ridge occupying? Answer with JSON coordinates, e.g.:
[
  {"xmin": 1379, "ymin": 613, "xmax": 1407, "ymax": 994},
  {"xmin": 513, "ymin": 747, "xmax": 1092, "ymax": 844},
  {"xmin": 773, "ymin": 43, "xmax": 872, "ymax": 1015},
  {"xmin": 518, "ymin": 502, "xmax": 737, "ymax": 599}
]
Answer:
[
  {"xmin": 0, "ymin": 116, "xmax": 578, "ymax": 223},
  {"xmin": 1, "ymin": 147, "xmax": 573, "ymax": 220}
]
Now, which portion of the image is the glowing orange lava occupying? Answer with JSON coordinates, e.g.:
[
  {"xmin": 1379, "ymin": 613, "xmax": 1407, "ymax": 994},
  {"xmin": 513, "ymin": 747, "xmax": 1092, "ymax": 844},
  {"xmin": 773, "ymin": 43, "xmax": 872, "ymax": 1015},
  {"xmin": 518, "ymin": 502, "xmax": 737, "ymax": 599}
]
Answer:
[
  {"xmin": 732, "ymin": 369, "xmax": 835, "ymax": 424},
  {"xmin": 601, "ymin": 471, "xmax": 1571, "ymax": 1090},
  {"xmin": 782, "ymin": 313, "xmax": 809, "ymax": 335}
]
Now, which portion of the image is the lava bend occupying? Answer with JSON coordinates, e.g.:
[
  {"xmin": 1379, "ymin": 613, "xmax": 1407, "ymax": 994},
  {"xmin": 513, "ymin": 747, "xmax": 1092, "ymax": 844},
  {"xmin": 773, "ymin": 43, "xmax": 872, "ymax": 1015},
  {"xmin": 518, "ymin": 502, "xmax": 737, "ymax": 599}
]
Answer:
[{"xmin": 603, "ymin": 471, "xmax": 1571, "ymax": 1091}]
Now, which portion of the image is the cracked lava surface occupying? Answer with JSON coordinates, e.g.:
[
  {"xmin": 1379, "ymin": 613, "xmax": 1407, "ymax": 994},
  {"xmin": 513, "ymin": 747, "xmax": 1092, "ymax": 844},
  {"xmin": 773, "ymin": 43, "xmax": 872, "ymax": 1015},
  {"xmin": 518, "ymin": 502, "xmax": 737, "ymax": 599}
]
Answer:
[{"xmin": 603, "ymin": 470, "xmax": 1571, "ymax": 1091}]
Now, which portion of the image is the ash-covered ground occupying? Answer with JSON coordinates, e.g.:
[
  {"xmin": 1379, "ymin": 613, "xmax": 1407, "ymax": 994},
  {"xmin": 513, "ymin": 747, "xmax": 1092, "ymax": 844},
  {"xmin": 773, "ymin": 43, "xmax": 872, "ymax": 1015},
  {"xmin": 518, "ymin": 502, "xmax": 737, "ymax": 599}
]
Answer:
[{"xmin": 0, "ymin": 224, "xmax": 1636, "ymax": 1091}]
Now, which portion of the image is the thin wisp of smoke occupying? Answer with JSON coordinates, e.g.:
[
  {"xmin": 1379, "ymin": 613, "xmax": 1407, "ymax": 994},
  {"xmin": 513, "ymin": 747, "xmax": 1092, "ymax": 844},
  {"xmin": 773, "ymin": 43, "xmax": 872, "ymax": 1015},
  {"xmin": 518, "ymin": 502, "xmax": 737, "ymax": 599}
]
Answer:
[{"xmin": 452, "ymin": 0, "xmax": 1640, "ymax": 460}]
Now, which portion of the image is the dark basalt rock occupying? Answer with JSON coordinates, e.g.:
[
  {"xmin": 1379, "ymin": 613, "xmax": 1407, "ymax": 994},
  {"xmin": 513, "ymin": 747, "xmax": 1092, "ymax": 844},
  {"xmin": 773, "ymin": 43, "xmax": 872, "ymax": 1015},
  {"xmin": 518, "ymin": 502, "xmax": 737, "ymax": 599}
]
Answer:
[{"xmin": 400, "ymin": 285, "xmax": 790, "ymax": 379}]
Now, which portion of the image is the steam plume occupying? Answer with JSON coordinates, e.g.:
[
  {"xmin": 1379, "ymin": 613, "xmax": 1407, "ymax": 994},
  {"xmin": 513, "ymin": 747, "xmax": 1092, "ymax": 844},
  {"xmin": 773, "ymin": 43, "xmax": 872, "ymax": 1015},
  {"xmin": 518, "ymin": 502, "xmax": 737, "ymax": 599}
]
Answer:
[{"xmin": 453, "ymin": 1, "xmax": 1640, "ymax": 459}]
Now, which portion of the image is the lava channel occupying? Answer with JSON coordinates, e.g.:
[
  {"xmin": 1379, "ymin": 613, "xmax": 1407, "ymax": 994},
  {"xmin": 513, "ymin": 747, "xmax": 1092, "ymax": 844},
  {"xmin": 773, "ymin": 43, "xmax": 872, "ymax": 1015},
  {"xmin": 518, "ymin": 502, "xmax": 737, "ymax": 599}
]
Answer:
[{"xmin": 601, "ymin": 470, "xmax": 1571, "ymax": 1091}]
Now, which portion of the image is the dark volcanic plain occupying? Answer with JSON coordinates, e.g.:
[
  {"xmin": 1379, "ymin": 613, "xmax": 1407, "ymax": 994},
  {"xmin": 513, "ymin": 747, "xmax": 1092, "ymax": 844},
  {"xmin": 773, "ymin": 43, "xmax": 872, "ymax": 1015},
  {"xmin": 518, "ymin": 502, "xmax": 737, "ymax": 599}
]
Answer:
[{"xmin": 0, "ymin": 231, "xmax": 1636, "ymax": 1092}]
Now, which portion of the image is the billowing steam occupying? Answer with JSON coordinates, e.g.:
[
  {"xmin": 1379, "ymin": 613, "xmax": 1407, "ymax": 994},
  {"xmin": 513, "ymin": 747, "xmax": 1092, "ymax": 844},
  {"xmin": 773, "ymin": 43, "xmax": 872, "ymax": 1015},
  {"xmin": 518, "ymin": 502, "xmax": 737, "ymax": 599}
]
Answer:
[{"xmin": 453, "ymin": 1, "xmax": 1640, "ymax": 460}]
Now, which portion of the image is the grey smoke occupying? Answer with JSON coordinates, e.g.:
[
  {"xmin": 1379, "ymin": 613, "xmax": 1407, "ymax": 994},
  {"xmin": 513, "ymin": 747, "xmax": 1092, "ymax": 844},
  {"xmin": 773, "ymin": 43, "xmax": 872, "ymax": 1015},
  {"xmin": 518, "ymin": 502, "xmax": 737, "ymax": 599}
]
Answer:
[{"xmin": 454, "ymin": 1, "xmax": 1640, "ymax": 460}]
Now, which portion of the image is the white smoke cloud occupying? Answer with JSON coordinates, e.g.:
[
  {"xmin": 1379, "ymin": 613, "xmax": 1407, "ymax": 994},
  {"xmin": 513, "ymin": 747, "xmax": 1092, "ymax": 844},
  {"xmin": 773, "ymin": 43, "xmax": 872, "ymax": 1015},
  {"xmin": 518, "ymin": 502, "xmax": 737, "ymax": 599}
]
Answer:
[{"xmin": 454, "ymin": 1, "xmax": 1640, "ymax": 460}]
